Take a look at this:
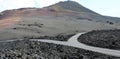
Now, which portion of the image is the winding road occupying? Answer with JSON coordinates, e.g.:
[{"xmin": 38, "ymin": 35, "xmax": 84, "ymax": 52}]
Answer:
[
  {"xmin": 0, "ymin": 32, "xmax": 120, "ymax": 57},
  {"xmin": 31, "ymin": 32, "xmax": 120, "ymax": 57}
]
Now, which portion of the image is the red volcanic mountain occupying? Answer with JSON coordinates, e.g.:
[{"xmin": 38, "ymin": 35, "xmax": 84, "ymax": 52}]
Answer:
[{"xmin": 0, "ymin": 1, "xmax": 119, "ymax": 40}]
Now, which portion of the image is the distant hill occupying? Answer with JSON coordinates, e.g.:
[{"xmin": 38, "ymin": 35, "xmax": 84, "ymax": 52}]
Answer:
[
  {"xmin": 48, "ymin": 1, "xmax": 97, "ymax": 14},
  {"xmin": 0, "ymin": 1, "xmax": 120, "ymax": 40},
  {"xmin": 48, "ymin": 1, "xmax": 120, "ymax": 24}
]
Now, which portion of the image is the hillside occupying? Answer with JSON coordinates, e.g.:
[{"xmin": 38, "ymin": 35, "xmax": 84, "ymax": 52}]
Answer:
[
  {"xmin": 48, "ymin": 1, "xmax": 120, "ymax": 24},
  {"xmin": 0, "ymin": 1, "xmax": 120, "ymax": 40},
  {"xmin": 48, "ymin": 1, "xmax": 97, "ymax": 13}
]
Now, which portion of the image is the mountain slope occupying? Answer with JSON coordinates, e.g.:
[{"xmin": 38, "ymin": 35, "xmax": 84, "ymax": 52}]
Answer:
[
  {"xmin": 0, "ymin": 1, "xmax": 119, "ymax": 40},
  {"xmin": 49, "ymin": 1, "xmax": 98, "ymax": 14},
  {"xmin": 47, "ymin": 1, "xmax": 120, "ymax": 24}
]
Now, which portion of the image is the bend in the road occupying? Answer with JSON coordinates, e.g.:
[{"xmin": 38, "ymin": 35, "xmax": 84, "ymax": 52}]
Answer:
[
  {"xmin": 0, "ymin": 32, "xmax": 120, "ymax": 57},
  {"xmin": 31, "ymin": 32, "xmax": 120, "ymax": 57}
]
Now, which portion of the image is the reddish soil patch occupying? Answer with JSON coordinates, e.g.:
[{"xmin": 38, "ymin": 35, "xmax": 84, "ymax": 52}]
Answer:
[{"xmin": 0, "ymin": 17, "xmax": 21, "ymax": 29}]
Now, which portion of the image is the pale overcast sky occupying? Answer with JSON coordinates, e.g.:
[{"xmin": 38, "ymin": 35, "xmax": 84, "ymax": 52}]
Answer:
[{"xmin": 0, "ymin": 0, "xmax": 120, "ymax": 17}]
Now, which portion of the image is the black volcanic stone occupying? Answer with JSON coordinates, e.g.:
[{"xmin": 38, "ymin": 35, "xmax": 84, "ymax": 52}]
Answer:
[{"xmin": 78, "ymin": 29, "xmax": 120, "ymax": 50}]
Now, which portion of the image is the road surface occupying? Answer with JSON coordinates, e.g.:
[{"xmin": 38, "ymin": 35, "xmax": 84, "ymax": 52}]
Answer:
[
  {"xmin": 31, "ymin": 32, "xmax": 120, "ymax": 57},
  {"xmin": 0, "ymin": 32, "xmax": 120, "ymax": 57}
]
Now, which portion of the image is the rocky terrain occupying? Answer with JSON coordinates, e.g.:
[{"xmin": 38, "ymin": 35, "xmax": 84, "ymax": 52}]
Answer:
[
  {"xmin": 78, "ymin": 29, "xmax": 120, "ymax": 50},
  {"xmin": 0, "ymin": 40, "xmax": 119, "ymax": 59}
]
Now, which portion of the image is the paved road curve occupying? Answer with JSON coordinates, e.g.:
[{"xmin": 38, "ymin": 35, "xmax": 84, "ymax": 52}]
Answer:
[
  {"xmin": 31, "ymin": 32, "xmax": 120, "ymax": 57},
  {"xmin": 0, "ymin": 32, "xmax": 120, "ymax": 57}
]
